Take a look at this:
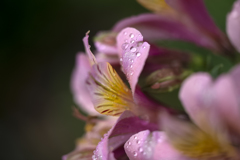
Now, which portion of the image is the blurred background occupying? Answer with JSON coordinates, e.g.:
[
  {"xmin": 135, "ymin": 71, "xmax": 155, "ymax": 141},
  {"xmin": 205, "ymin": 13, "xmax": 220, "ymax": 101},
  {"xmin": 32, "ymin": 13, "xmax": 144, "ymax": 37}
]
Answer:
[{"xmin": 1, "ymin": 0, "xmax": 235, "ymax": 159}]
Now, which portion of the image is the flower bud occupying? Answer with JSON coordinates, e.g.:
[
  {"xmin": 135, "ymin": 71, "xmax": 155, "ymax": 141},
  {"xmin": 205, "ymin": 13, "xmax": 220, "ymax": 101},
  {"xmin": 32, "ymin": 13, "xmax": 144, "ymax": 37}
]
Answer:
[{"xmin": 144, "ymin": 68, "xmax": 191, "ymax": 93}]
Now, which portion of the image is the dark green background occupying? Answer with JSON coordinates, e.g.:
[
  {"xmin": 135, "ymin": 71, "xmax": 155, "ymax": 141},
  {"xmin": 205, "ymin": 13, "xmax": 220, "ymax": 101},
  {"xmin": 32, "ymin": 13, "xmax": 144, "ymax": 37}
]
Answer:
[{"xmin": 1, "ymin": 0, "xmax": 235, "ymax": 159}]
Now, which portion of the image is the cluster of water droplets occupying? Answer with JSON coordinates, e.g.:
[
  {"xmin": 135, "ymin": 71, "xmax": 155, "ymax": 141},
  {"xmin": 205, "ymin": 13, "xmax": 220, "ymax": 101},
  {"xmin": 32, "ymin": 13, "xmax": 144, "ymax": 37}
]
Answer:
[
  {"xmin": 120, "ymin": 31, "xmax": 146, "ymax": 79},
  {"xmin": 125, "ymin": 131, "xmax": 165, "ymax": 160},
  {"xmin": 92, "ymin": 133, "xmax": 109, "ymax": 160}
]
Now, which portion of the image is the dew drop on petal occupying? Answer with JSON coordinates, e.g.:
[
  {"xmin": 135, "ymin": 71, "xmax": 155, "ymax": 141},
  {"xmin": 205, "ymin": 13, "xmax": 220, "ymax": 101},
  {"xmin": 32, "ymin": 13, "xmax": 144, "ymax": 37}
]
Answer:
[
  {"xmin": 130, "ymin": 47, "xmax": 137, "ymax": 53},
  {"xmin": 124, "ymin": 32, "xmax": 127, "ymax": 35},
  {"xmin": 130, "ymin": 65, "xmax": 133, "ymax": 68},
  {"xmin": 142, "ymin": 46, "xmax": 146, "ymax": 49},
  {"xmin": 136, "ymin": 52, "xmax": 141, "ymax": 57},
  {"xmin": 133, "ymin": 151, "xmax": 137, "ymax": 157},
  {"xmin": 134, "ymin": 136, "xmax": 137, "ymax": 140},
  {"xmin": 122, "ymin": 43, "xmax": 129, "ymax": 50},
  {"xmin": 129, "ymin": 33, "xmax": 134, "ymax": 38},
  {"xmin": 137, "ymin": 140, "xmax": 140, "ymax": 144},
  {"xmin": 130, "ymin": 40, "xmax": 135, "ymax": 43},
  {"xmin": 120, "ymin": 58, "xmax": 123, "ymax": 62},
  {"xmin": 130, "ymin": 72, "xmax": 133, "ymax": 76},
  {"xmin": 128, "ymin": 141, "xmax": 131, "ymax": 146},
  {"xmin": 138, "ymin": 147, "xmax": 143, "ymax": 152}
]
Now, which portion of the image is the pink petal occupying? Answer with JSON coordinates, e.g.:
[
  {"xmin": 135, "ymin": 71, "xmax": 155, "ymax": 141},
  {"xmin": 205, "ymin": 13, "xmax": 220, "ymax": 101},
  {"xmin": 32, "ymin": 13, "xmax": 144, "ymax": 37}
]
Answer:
[
  {"xmin": 93, "ymin": 111, "xmax": 154, "ymax": 160},
  {"xmin": 71, "ymin": 53, "xmax": 99, "ymax": 115},
  {"xmin": 83, "ymin": 31, "xmax": 97, "ymax": 65},
  {"xmin": 179, "ymin": 73, "xmax": 213, "ymax": 128},
  {"xmin": 124, "ymin": 130, "xmax": 191, "ymax": 160},
  {"xmin": 165, "ymin": 0, "xmax": 233, "ymax": 52},
  {"xmin": 113, "ymin": 13, "xmax": 221, "ymax": 51},
  {"xmin": 227, "ymin": 0, "xmax": 240, "ymax": 53},
  {"xmin": 116, "ymin": 27, "xmax": 150, "ymax": 94},
  {"xmin": 214, "ymin": 65, "xmax": 240, "ymax": 135},
  {"xmin": 180, "ymin": 67, "xmax": 240, "ymax": 136}
]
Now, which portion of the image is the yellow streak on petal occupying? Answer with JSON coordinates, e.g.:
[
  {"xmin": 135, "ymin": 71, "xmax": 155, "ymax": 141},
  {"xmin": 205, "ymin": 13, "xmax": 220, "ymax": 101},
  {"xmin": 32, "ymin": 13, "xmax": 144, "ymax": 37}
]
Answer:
[
  {"xmin": 89, "ymin": 62, "xmax": 134, "ymax": 116},
  {"xmin": 137, "ymin": 0, "xmax": 174, "ymax": 13},
  {"xmin": 167, "ymin": 121, "xmax": 237, "ymax": 159}
]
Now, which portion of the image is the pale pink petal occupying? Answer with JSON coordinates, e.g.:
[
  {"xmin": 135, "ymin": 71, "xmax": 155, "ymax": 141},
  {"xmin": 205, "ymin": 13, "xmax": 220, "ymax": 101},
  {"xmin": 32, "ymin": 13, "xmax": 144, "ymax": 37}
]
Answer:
[
  {"xmin": 113, "ymin": 13, "xmax": 222, "ymax": 51},
  {"xmin": 214, "ymin": 65, "xmax": 240, "ymax": 135},
  {"xmin": 227, "ymin": 0, "xmax": 240, "ymax": 53},
  {"xmin": 124, "ymin": 130, "xmax": 191, "ymax": 160},
  {"xmin": 71, "ymin": 53, "xmax": 99, "ymax": 115},
  {"xmin": 93, "ymin": 111, "xmax": 157, "ymax": 160},
  {"xmin": 179, "ymin": 73, "xmax": 213, "ymax": 128},
  {"xmin": 83, "ymin": 31, "xmax": 97, "ymax": 65},
  {"xmin": 116, "ymin": 27, "xmax": 150, "ymax": 94}
]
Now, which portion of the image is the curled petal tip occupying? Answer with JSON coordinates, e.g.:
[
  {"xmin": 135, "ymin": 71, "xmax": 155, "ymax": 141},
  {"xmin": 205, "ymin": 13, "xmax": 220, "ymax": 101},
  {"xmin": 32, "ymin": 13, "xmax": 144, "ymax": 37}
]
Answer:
[{"xmin": 83, "ymin": 31, "xmax": 97, "ymax": 65}]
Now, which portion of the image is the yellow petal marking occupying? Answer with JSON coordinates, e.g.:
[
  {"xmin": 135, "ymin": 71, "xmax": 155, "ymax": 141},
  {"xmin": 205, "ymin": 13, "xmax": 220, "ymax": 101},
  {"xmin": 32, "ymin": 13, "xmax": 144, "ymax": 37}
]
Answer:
[
  {"xmin": 137, "ymin": 0, "xmax": 174, "ymax": 13},
  {"xmin": 87, "ymin": 62, "xmax": 134, "ymax": 116},
  {"xmin": 166, "ymin": 121, "xmax": 237, "ymax": 159}
]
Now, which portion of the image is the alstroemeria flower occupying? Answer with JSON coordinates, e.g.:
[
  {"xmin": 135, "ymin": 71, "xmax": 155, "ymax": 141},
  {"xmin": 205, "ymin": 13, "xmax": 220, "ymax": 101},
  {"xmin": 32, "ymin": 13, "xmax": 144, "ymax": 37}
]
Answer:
[
  {"xmin": 113, "ymin": 0, "xmax": 235, "ymax": 56},
  {"xmin": 227, "ymin": 0, "xmax": 240, "ymax": 53},
  {"xmin": 84, "ymin": 28, "xmax": 173, "ymax": 120},
  {"xmin": 136, "ymin": 64, "xmax": 240, "ymax": 160}
]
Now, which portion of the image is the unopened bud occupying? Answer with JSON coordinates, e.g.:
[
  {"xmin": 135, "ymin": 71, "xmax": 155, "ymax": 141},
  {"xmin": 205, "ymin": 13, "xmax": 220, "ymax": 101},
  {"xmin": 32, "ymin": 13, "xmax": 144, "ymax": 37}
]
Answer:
[{"xmin": 144, "ymin": 68, "xmax": 191, "ymax": 92}]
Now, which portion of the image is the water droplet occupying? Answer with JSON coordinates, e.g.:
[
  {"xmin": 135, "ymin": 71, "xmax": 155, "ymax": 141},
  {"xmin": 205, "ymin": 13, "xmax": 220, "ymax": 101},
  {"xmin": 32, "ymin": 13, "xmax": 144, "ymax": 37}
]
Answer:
[
  {"xmin": 131, "ymin": 59, "xmax": 133, "ymax": 62},
  {"xmin": 133, "ymin": 151, "xmax": 137, "ymax": 157},
  {"xmin": 124, "ymin": 39, "xmax": 128, "ymax": 43},
  {"xmin": 142, "ymin": 46, "xmax": 146, "ymax": 49},
  {"xmin": 129, "ymin": 33, "xmax": 134, "ymax": 38},
  {"xmin": 130, "ymin": 65, "xmax": 133, "ymax": 68},
  {"xmin": 138, "ymin": 147, "xmax": 143, "ymax": 152},
  {"xmin": 134, "ymin": 136, "xmax": 137, "ymax": 139},
  {"xmin": 137, "ymin": 140, "xmax": 141, "ymax": 144},
  {"xmin": 130, "ymin": 40, "xmax": 135, "ymax": 43},
  {"xmin": 120, "ymin": 58, "xmax": 123, "ymax": 62},
  {"xmin": 130, "ymin": 72, "xmax": 133, "ymax": 76},
  {"xmin": 122, "ymin": 43, "xmax": 129, "ymax": 50},
  {"xmin": 124, "ymin": 32, "xmax": 127, "ymax": 35},
  {"xmin": 130, "ymin": 47, "xmax": 137, "ymax": 52},
  {"xmin": 92, "ymin": 155, "xmax": 97, "ymax": 160},
  {"xmin": 136, "ymin": 52, "xmax": 141, "ymax": 57},
  {"xmin": 128, "ymin": 141, "xmax": 131, "ymax": 146}
]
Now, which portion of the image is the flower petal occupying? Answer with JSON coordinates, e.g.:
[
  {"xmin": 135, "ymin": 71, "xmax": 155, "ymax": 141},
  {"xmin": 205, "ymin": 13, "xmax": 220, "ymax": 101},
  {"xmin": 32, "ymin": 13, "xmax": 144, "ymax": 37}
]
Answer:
[
  {"xmin": 93, "ymin": 111, "xmax": 156, "ymax": 160},
  {"xmin": 165, "ymin": 0, "xmax": 233, "ymax": 53},
  {"xmin": 180, "ymin": 66, "xmax": 240, "ymax": 139},
  {"xmin": 160, "ymin": 113, "xmax": 238, "ymax": 159},
  {"xmin": 86, "ymin": 62, "xmax": 134, "ymax": 116},
  {"xmin": 227, "ymin": 0, "xmax": 240, "ymax": 53},
  {"xmin": 179, "ymin": 73, "xmax": 213, "ymax": 128},
  {"xmin": 124, "ymin": 130, "xmax": 190, "ymax": 160},
  {"xmin": 71, "ymin": 53, "xmax": 99, "ymax": 115},
  {"xmin": 94, "ymin": 31, "xmax": 118, "ymax": 54},
  {"xmin": 116, "ymin": 27, "xmax": 150, "ymax": 94},
  {"xmin": 83, "ymin": 31, "xmax": 97, "ymax": 65},
  {"xmin": 113, "ymin": 14, "xmax": 221, "ymax": 51}
]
